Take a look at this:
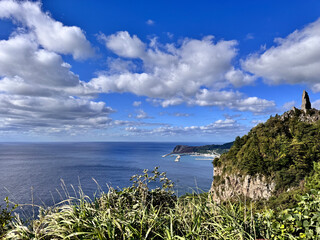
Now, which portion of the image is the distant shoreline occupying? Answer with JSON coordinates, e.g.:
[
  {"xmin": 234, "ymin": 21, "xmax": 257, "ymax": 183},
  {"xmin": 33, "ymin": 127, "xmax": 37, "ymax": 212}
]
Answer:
[{"xmin": 162, "ymin": 151, "xmax": 220, "ymax": 160}]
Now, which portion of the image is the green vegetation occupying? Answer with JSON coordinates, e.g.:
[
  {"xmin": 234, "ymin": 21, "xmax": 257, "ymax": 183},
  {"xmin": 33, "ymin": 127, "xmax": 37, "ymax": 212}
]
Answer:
[
  {"xmin": 1, "ymin": 166, "xmax": 320, "ymax": 239},
  {"xmin": 196, "ymin": 142, "xmax": 234, "ymax": 154},
  {"xmin": 214, "ymin": 109, "xmax": 320, "ymax": 192},
  {"xmin": 0, "ymin": 198, "xmax": 16, "ymax": 238},
  {"xmin": 172, "ymin": 142, "xmax": 233, "ymax": 155}
]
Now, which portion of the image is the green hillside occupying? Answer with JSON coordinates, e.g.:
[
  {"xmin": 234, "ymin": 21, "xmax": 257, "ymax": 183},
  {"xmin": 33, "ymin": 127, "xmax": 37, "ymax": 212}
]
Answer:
[
  {"xmin": 214, "ymin": 108, "xmax": 320, "ymax": 192},
  {"xmin": 172, "ymin": 142, "xmax": 233, "ymax": 155}
]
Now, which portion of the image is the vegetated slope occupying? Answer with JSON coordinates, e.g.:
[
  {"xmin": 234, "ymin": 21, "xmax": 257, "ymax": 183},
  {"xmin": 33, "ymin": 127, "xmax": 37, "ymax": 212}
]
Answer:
[
  {"xmin": 213, "ymin": 108, "xmax": 320, "ymax": 193},
  {"xmin": 173, "ymin": 142, "xmax": 233, "ymax": 155}
]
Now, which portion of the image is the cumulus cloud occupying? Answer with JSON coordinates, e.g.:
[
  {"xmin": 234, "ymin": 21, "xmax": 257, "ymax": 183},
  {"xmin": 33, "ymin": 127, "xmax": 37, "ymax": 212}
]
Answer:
[
  {"xmin": 192, "ymin": 89, "xmax": 275, "ymax": 114},
  {"xmin": 0, "ymin": 34, "xmax": 79, "ymax": 89},
  {"xmin": 0, "ymin": 33, "xmax": 97, "ymax": 98},
  {"xmin": 146, "ymin": 19, "xmax": 155, "ymax": 25},
  {"xmin": 243, "ymin": 18, "xmax": 320, "ymax": 91},
  {"xmin": 225, "ymin": 67, "xmax": 256, "ymax": 87},
  {"xmin": 91, "ymin": 31, "xmax": 273, "ymax": 113},
  {"xmin": 135, "ymin": 109, "xmax": 152, "ymax": 119},
  {"xmin": 99, "ymin": 31, "xmax": 145, "ymax": 58},
  {"xmin": 0, "ymin": 0, "xmax": 94, "ymax": 59},
  {"xmin": 0, "ymin": 1, "xmax": 112, "ymax": 134},
  {"xmin": 132, "ymin": 101, "xmax": 142, "ymax": 107}
]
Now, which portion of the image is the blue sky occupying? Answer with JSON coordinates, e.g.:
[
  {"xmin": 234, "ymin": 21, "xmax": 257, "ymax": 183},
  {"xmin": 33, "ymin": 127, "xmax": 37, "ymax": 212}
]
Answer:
[{"xmin": 1, "ymin": 0, "xmax": 320, "ymax": 142}]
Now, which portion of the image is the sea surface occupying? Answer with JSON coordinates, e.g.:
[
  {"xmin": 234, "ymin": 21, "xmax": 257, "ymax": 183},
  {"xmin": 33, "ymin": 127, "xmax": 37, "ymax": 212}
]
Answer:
[{"xmin": 0, "ymin": 142, "xmax": 214, "ymax": 211}]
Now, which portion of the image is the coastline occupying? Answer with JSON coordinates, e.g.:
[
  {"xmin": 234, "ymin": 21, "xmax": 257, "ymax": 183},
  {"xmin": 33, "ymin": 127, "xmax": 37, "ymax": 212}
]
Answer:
[{"xmin": 163, "ymin": 151, "xmax": 220, "ymax": 160}]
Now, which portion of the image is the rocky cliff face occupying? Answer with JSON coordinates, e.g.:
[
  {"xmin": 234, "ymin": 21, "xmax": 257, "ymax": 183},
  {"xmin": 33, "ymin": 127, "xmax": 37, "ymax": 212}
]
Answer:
[{"xmin": 210, "ymin": 167, "xmax": 276, "ymax": 202}]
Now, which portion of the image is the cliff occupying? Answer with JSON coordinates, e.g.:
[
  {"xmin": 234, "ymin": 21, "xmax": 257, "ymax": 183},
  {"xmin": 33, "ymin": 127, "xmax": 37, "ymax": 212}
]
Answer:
[
  {"xmin": 212, "ymin": 168, "xmax": 276, "ymax": 201},
  {"xmin": 211, "ymin": 92, "xmax": 320, "ymax": 202}
]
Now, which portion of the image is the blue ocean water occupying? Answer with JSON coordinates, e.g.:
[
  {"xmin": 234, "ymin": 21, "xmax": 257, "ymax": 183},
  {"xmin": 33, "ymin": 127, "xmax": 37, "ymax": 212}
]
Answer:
[{"xmin": 0, "ymin": 142, "xmax": 214, "ymax": 209}]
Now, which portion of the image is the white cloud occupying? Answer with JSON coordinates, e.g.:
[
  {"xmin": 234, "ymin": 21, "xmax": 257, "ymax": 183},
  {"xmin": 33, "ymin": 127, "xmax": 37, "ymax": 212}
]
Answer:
[
  {"xmin": 243, "ymin": 18, "xmax": 320, "ymax": 91},
  {"xmin": 166, "ymin": 32, "xmax": 174, "ymax": 39},
  {"xmin": 99, "ymin": 31, "xmax": 145, "ymax": 58},
  {"xmin": 0, "ymin": 0, "xmax": 94, "ymax": 59},
  {"xmin": 0, "ymin": 1, "xmax": 113, "ymax": 134},
  {"xmin": 0, "ymin": 34, "xmax": 79, "ymax": 89},
  {"xmin": 91, "ymin": 32, "xmax": 273, "ymax": 113},
  {"xmin": 225, "ymin": 67, "xmax": 256, "ymax": 87},
  {"xmin": 133, "ymin": 101, "xmax": 142, "ymax": 107},
  {"xmin": 245, "ymin": 33, "xmax": 254, "ymax": 40},
  {"xmin": 146, "ymin": 19, "xmax": 155, "ymax": 25},
  {"xmin": 106, "ymin": 58, "xmax": 137, "ymax": 74},
  {"xmin": 312, "ymin": 99, "xmax": 320, "ymax": 109},
  {"xmin": 159, "ymin": 112, "xmax": 191, "ymax": 117},
  {"xmin": 0, "ymin": 95, "xmax": 114, "ymax": 131},
  {"xmin": 251, "ymin": 119, "xmax": 264, "ymax": 126},
  {"xmin": 135, "ymin": 109, "xmax": 152, "ymax": 119},
  {"xmin": 282, "ymin": 100, "xmax": 296, "ymax": 111},
  {"xmin": 0, "ymin": 33, "xmax": 97, "ymax": 98},
  {"xmin": 173, "ymin": 112, "xmax": 190, "ymax": 117},
  {"xmin": 192, "ymin": 89, "xmax": 275, "ymax": 114}
]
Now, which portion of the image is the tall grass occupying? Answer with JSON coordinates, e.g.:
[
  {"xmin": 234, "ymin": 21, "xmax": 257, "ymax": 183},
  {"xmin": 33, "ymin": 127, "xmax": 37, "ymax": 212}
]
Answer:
[{"xmin": 2, "ymin": 167, "xmax": 320, "ymax": 239}]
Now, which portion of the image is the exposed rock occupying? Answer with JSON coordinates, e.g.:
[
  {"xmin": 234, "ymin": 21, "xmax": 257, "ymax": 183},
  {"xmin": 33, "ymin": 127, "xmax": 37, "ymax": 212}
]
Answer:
[
  {"xmin": 210, "ymin": 167, "xmax": 275, "ymax": 202},
  {"xmin": 280, "ymin": 108, "xmax": 320, "ymax": 123},
  {"xmin": 301, "ymin": 90, "xmax": 311, "ymax": 112}
]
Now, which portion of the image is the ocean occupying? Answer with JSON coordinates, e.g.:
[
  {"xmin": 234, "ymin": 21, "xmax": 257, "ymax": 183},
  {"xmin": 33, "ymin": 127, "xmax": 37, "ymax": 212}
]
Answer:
[{"xmin": 0, "ymin": 142, "xmax": 214, "ymax": 211}]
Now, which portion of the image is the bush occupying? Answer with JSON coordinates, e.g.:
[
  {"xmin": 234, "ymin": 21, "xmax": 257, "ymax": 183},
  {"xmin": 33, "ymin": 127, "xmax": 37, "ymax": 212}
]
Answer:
[
  {"xmin": 258, "ymin": 190, "xmax": 320, "ymax": 239},
  {"xmin": 0, "ymin": 197, "xmax": 16, "ymax": 238}
]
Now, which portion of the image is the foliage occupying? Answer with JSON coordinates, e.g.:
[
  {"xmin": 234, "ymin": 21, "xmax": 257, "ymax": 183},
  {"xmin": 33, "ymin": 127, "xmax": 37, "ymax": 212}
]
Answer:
[
  {"xmin": 196, "ymin": 142, "xmax": 234, "ymax": 154},
  {"xmin": 306, "ymin": 162, "xmax": 320, "ymax": 191},
  {"xmin": 0, "ymin": 197, "xmax": 17, "ymax": 238},
  {"xmin": 265, "ymin": 188, "xmax": 305, "ymax": 211},
  {"xmin": 257, "ymin": 190, "xmax": 320, "ymax": 239}
]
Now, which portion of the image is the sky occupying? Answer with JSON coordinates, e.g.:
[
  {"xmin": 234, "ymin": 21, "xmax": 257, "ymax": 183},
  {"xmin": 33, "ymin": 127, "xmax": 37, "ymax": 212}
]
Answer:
[{"xmin": 1, "ymin": 0, "xmax": 320, "ymax": 142}]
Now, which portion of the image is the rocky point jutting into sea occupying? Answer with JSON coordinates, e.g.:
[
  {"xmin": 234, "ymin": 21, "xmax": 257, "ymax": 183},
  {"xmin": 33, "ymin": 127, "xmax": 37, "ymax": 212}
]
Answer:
[{"xmin": 210, "ymin": 90, "xmax": 320, "ymax": 202}]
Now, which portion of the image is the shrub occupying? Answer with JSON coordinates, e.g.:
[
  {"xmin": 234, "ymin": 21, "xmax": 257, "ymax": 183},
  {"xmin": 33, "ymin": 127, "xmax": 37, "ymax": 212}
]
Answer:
[{"xmin": 0, "ymin": 197, "xmax": 17, "ymax": 238}]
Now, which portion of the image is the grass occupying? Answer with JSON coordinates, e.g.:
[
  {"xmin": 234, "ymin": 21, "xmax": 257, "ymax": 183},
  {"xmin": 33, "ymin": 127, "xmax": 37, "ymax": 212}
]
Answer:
[{"xmin": 2, "ymin": 167, "xmax": 320, "ymax": 239}]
